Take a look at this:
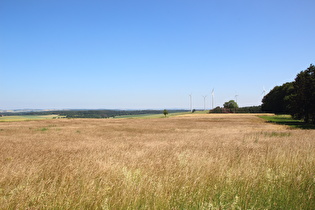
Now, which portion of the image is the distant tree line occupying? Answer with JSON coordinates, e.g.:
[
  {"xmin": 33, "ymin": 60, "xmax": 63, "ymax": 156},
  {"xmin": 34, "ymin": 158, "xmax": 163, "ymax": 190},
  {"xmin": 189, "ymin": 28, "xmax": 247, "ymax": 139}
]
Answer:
[
  {"xmin": 262, "ymin": 64, "xmax": 315, "ymax": 124},
  {"xmin": 236, "ymin": 106, "xmax": 263, "ymax": 113},
  {"xmin": 0, "ymin": 109, "xmax": 188, "ymax": 119},
  {"xmin": 210, "ymin": 105, "xmax": 263, "ymax": 113}
]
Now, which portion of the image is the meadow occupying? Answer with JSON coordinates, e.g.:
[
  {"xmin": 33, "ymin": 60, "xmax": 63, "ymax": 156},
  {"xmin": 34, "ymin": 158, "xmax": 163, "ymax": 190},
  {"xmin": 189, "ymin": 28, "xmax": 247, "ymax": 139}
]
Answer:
[
  {"xmin": 0, "ymin": 115, "xmax": 62, "ymax": 122},
  {"xmin": 114, "ymin": 111, "xmax": 195, "ymax": 119},
  {"xmin": 0, "ymin": 114, "xmax": 314, "ymax": 209}
]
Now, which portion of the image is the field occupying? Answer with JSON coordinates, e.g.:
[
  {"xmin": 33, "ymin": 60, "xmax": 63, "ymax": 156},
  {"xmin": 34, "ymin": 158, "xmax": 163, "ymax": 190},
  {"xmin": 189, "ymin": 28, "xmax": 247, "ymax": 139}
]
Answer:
[
  {"xmin": 0, "ymin": 114, "xmax": 314, "ymax": 209},
  {"xmin": 114, "ymin": 111, "xmax": 193, "ymax": 119},
  {"xmin": 0, "ymin": 115, "xmax": 62, "ymax": 122}
]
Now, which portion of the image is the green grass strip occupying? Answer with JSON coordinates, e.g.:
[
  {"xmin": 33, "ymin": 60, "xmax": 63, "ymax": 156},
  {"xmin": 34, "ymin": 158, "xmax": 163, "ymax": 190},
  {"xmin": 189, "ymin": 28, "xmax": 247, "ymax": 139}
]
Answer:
[{"xmin": 259, "ymin": 115, "xmax": 315, "ymax": 129}]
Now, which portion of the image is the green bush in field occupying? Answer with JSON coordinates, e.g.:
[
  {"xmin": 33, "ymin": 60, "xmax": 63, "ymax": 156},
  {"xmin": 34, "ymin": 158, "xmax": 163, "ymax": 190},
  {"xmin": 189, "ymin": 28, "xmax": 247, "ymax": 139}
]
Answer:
[{"xmin": 163, "ymin": 109, "xmax": 168, "ymax": 117}]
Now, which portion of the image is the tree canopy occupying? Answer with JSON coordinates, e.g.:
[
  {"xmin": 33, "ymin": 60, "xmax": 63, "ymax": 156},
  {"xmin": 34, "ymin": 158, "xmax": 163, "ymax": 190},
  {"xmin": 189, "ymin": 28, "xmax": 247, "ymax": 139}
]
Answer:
[
  {"xmin": 289, "ymin": 64, "xmax": 315, "ymax": 123},
  {"xmin": 163, "ymin": 109, "xmax": 168, "ymax": 117},
  {"xmin": 261, "ymin": 82, "xmax": 294, "ymax": 114},
  {"xmin": 223, "ymin": 100, "xmax": 238, "ymax": 112},
  {"xmin": 262, "ymin": 64, "xmax": 315, "ymax": 124}
]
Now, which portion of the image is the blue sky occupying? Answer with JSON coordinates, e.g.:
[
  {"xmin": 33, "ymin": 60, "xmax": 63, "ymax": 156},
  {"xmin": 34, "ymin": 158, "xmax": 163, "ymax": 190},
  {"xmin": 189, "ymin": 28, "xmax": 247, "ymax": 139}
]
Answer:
[{"xmin": 1, "ymin": 0, "xmax": 314, "ymax": 110}]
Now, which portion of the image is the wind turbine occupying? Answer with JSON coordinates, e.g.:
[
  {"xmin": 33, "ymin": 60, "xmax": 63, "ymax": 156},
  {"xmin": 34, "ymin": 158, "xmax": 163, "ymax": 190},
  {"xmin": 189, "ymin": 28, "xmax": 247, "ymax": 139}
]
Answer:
[
  {"xmin": 189, "ymin": 94, "xmax": 193, "ymax": 112},
  {"xmin": 211, "ymin": 89, "xmax": 215, "ymax": 109},
  {"xmin": 235, "ymin": 94, "xmax": 238, "ymax": 104},
  {"xmin": 202, "ymin": 95, "xmax": 207, "ymax": 111}
]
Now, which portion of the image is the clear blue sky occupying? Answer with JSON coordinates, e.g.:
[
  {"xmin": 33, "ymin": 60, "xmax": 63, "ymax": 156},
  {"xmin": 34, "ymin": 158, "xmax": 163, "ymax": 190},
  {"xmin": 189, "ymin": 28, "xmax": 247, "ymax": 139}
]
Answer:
[{"xmin": 1, "ymin": 0, "xmax": 314, "ymax": 110}]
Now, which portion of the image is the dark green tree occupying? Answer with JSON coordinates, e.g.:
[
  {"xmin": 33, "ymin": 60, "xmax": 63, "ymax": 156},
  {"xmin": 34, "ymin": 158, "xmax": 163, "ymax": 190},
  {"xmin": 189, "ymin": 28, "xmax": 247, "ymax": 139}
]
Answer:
[
  {"xmin": 223, "ymin": 100, "xmax": 238, "ymax": 112},
  {"xmin": 163, "ymin": 109, "xmax": 169, "ymax": 117},
  {"xmin": 209, "ymin": 106, "xmax": 223, "ymax": 113},
  {"xmin": 261, "ymin": 82, "xmax": 294, "ymax": 114},
  {"xmin": 289, "ymin": 64, "xmax": 315, "ymax": 123}
]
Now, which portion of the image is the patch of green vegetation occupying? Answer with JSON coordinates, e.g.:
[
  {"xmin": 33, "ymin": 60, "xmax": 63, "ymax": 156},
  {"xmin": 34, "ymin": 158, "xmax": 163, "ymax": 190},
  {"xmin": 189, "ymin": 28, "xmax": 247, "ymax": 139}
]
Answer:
[
  {"xmin": 259, "ymin": 115, "xmax": 315, "ymax": 129},
  {"xmin": 192, "ymin": 110, "xmax": 209, "ymax": 114}
]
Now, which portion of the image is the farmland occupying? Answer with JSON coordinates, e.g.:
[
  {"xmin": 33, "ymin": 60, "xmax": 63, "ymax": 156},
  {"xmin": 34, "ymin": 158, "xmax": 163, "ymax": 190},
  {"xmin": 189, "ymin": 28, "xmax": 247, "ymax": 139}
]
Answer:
[
  {"xmin": 114, "ymin": 111, "xmax": 194, "ymax": 119},
  {"xmin": 0, "ymin": 115, "xmax": 63, "ymax": 122},
  {"xmin": 0, "ymin": 114, "xmax": 314, "ymax": 209}
]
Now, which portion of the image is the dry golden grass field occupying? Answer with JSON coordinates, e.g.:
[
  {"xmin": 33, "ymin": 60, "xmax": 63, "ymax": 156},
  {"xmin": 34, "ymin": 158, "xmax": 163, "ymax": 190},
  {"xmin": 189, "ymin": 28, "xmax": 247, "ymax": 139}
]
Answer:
[{"xmin": 0, "ymin": 114, "xmax": 314, "ymax": 209}]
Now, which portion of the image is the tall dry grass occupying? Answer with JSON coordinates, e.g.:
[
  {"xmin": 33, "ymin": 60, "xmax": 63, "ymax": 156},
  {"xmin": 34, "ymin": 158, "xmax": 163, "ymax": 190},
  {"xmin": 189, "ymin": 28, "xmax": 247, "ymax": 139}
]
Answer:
[{"xmin": 0, "ymin": 114, "xmax": 314, "ymax": 209}]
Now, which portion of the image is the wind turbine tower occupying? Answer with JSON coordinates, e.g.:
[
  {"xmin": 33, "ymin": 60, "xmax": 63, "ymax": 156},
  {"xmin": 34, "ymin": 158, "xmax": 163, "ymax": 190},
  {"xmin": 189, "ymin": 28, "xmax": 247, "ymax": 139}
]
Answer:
[
  {"xmin": 235, "ymin": 94, "xmax": 238, "ymax": 104},
  {"xmin": 189, "ymin": 94, "xmax": 193, "ymax": 112},
  {"xmin": 202, "ymin": 95, "xmax": 207, "ymax": 111}
]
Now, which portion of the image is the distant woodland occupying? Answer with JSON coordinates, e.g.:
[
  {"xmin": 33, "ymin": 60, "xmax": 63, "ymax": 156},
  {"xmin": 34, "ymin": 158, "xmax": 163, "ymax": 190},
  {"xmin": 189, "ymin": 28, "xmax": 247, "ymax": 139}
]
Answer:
[{"xmin": 0, "ymin": 109, "xmax": 188, "ymax": 119}]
